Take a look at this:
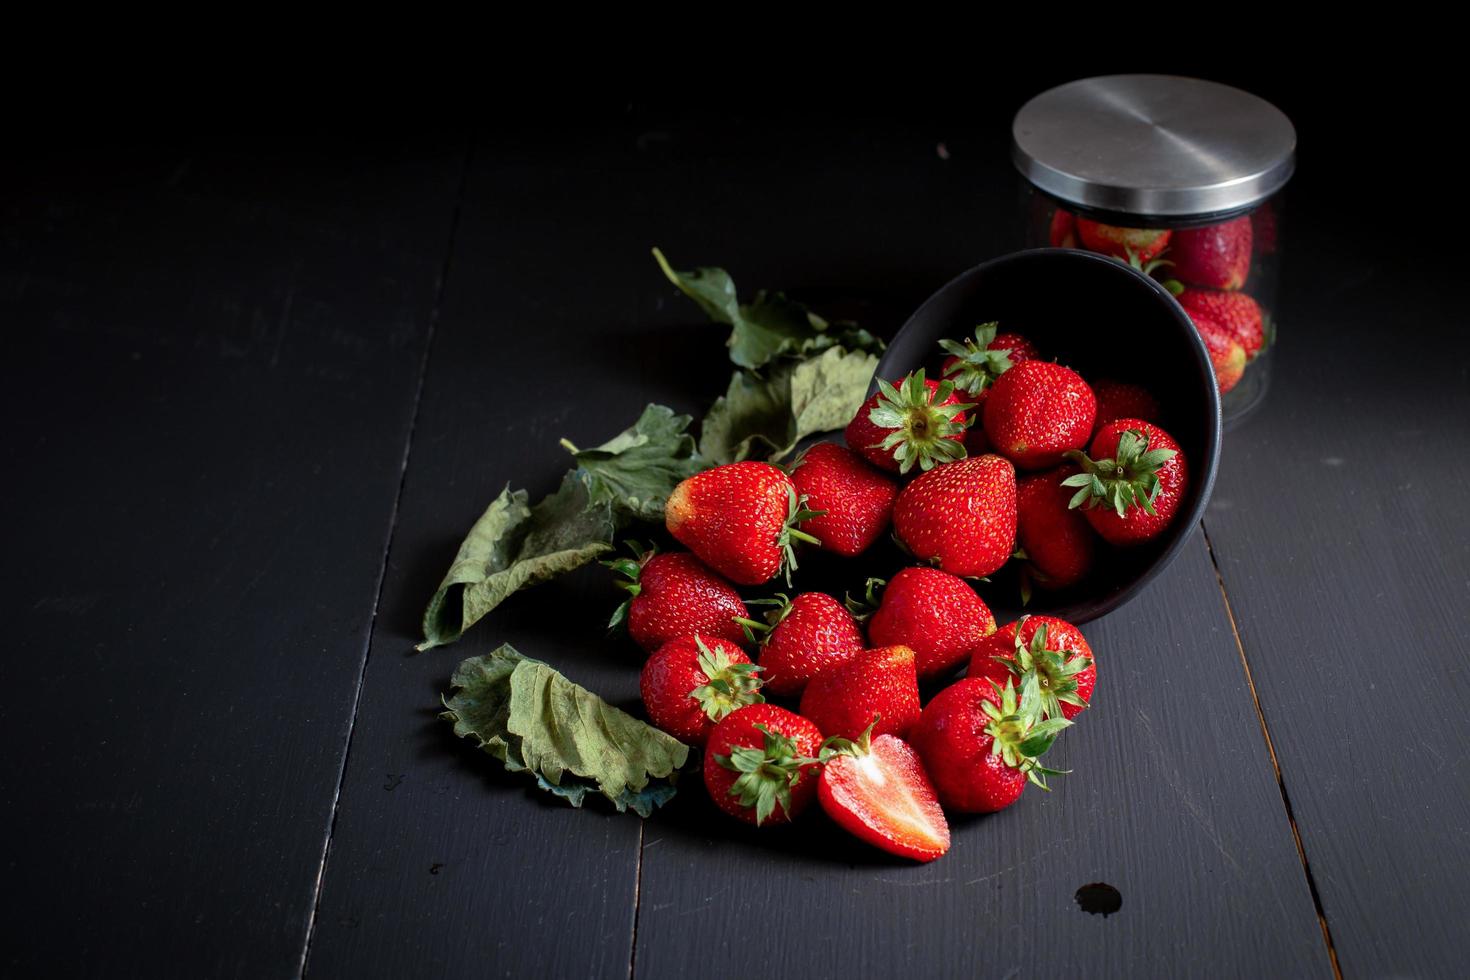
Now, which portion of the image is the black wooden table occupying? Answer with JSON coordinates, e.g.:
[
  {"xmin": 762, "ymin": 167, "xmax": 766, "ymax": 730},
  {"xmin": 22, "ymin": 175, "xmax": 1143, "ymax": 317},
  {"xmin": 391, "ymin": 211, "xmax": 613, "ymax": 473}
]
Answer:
[{"xmin": 6, "ymin": 85, "xmax": 1467, "ymax": 979}]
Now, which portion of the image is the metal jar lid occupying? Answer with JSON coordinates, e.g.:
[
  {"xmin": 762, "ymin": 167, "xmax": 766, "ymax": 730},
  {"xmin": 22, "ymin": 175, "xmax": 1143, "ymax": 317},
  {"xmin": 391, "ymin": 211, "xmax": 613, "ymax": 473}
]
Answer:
[{"xmin": 1012, "ymin": 75, "xmax": 1296, "ymax": 218}]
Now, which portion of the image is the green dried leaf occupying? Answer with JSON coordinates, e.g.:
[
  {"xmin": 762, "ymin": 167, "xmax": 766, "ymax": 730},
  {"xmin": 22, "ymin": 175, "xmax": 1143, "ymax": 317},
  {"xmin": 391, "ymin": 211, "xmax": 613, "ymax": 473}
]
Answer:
[
  {"xmin": 653, "ymin": 248, "xmax": 882, "ymax": 370},
  {"xmin": 562, "ymin": 403, "xmax": 702, "ymax": 521},
  {"xmin": 699, "ymin": 347, "xmax": 879, "ymax": 464},
  {"xmin": 440, "ymin": 645, "xmax": 690, "ymax": 817},
  {"xmin": 418, "ymin": 476, "xmax": 616, "ymax": 651}
]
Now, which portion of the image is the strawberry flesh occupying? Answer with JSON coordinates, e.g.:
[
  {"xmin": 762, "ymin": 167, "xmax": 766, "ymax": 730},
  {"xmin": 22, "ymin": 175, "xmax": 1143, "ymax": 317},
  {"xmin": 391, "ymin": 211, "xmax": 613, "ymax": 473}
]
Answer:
[{"xmin": 819, "ymin": 734, "xmax": 951, "ymax": 862}]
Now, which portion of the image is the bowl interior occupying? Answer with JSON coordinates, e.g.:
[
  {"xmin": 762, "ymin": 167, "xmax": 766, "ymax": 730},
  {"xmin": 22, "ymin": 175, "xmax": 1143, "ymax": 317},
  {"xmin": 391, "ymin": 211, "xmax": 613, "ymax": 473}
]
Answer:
[{"xmin": 871, "ymin": 248, "xmax": 1221, "ymax": 624}]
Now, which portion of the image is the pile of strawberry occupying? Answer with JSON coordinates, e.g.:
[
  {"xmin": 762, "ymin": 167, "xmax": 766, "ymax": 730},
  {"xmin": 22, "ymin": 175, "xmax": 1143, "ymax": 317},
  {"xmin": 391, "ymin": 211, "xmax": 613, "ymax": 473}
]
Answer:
[
  {"xmin": 615, "ymin": 324, "xmax": 1189, "ymax": 862},
  {"xmin": 1051, "ymin": 206, "xmax": 1273, "ymax": 395}
]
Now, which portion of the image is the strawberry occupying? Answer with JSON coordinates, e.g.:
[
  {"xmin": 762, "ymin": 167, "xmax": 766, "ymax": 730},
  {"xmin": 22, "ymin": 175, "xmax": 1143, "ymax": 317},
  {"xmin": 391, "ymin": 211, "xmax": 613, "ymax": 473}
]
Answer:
[
  {"xmin": 640, "ymin": 635, "xmax": 763, "ymax": 746},
  {"xmin": 1063, "ymin": 419, "xmax": 1188, "ymax": 546},
  {"xmin": 1171, "ymin": 215, "xmax": 1252, "ymax": 290},
  {"xmin": 1015, "ymin": 467, "xmax": 1097, "ymax": 594},
  {"xmin": 911, "ymin": 675, "xmax": 1070, "ymax": 813},
  {"xmin": 738, "ymin": 592, "xmax": 865, "ymax": 698},
  {"xmin": 606, "ymin": 545, "xmax": 749, "ymax": 652},
  {"xmin": 938, "ymin": 322, "xmax": 1039, "ymax": 411},
  {"xmin": 818, "ymin": 727, "xmax": 950, "ymax": 862},
  {"xmin": 789, "ymin": 442, "xmax": 898, "ymax": 558},
  {"xmin": 1189, "ymin": 308, "xmax": 1247, "ymax": 393},
  {"xmin": 864, "ymin": 568, "xmax": 996, "ymax": 681},
  {"xmin": 1075, "ymin": 218, "xmax": 1171, "ymax": 262},
  {"xmin": 705, "ymin": 704, "xmax": 824, "ymax": 826},
  {"xmin": 799, "ymin": 644, "xmax": 921, "ymax": 740},
  {"xmin": 665, "ymin": 461, "xmax": 822, "ymax": 586},
  {"xmin": 1178, "ymin": 287, "xmax": 1265, "ymax": 361},
  {"xmin": 1049, "ymin": 207, "xmax": 1078, "ymax": 248},
  {"xmin": 969, "ymin": 616, "xmax": 1095, "ymax": 721},
  {"xmin": 1091, "ymin": 379, "xmax": 1161, "ymax": 431},
  {"xmin": 844, "ymin": 370, "xmax": 971, "ymax": 474},
  {"xmin": 983, "ymin": 361, "xmax": 1097, "ymax": 470},
  {"xmin": 892, "ymin": 454, "xmax": 1017, "ymax": 579}
]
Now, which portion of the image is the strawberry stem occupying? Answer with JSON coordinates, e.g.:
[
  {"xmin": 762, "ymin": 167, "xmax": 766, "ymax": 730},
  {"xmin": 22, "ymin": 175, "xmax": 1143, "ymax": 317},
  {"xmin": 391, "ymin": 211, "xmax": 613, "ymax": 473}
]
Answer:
[{"xmin": 866, "ymin": 369, "xmax": 972, "ymax": 474}]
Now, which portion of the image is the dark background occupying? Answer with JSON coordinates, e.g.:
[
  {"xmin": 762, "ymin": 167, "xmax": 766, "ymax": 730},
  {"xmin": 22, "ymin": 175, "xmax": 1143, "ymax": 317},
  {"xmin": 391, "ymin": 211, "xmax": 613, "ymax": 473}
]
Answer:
[{"xmin": 5, "ymin": 60, "xmax": 1466, "ymax": 978}]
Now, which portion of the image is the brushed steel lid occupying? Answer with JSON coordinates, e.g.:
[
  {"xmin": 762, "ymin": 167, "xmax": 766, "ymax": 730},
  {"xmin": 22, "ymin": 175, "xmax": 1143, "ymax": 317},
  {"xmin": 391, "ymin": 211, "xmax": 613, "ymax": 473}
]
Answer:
[{"xmin": 1012, "ymin": 75, "xmax": 1296, "ymax": 217}]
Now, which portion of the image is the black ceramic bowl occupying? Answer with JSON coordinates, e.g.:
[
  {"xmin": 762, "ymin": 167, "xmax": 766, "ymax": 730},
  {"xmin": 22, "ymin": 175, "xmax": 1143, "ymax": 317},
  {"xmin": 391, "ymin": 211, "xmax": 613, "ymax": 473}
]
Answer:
[{"xmin": 871, "ymin": 248, "xmax": 1221, "ymax": 624}]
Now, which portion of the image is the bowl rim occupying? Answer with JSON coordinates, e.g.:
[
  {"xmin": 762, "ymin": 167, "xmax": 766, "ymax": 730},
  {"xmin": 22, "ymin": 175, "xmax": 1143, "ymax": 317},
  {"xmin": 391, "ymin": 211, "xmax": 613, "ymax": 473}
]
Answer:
[{"xmin": 872, "ymin": 246, "xmax": 1223, "ymax": 624}]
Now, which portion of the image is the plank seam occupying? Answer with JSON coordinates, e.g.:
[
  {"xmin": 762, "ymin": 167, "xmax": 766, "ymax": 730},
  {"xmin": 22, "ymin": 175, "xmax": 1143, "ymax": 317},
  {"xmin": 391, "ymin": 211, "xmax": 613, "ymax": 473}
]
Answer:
[
  {"xmin": 295, "ymin": 146, "xmax": 474, "ymax": 980},
  {"xmin": 627, "ymin": 820, "xmax": 646, "ymax": 980},
  {"xmin": 1200, "ymin": 521, "xmax": 1343, "ymax": 980}
]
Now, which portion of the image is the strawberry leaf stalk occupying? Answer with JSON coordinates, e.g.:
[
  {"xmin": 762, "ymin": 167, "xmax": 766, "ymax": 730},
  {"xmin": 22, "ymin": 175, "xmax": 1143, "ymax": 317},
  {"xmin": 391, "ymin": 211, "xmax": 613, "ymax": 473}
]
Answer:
[
  {"xmin": 1062, "ymin": 429, "xmax": 1178, "ymax": 519},
  {"xmin": 989, "ymin": 618, "xmax": 1092, "ymax": 721},
  {"xmin": 842, "ymin": 576, "xmax": 885, "ymax": 625},
  {"xmin": 603, "ymin": 539, "xmax": 654, "ymax": 632},
  {"xmin": 984, "ymin": 675, "xmax": 1072, "ymax": 790},
  {"xmin": 716, "ymin": 723, "xmax": 824, "ymax": 825},
  {"xmin": 938, "ymin": 323, "xmax": 1014, "ymax": 402},
  {"xmin": 689, "ymin": 638, "xmax": 766, "ymax": 721},
  {"xmin": 866, "ymin": 371, "xmax": 972, "ymax": 474},
  {"xmin": 1120, "ymin": 246, "xmax": 1185, "ymax": 296},
  {"xmin": 780, "ymin": 486, "xmax": 825, "ymax": 584}
]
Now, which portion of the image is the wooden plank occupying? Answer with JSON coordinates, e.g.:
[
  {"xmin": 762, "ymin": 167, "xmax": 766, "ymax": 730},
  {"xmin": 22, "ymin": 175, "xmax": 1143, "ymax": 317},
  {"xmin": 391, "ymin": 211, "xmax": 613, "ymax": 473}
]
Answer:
[
  {"xmin": 308, "ymin": 120, "xmax": 1329, "ymax": 977},
  {"xmin": 632, "ymin": 532, "xmax": 1331, "ymax": 979},
  {"xmin": 0, "ymin": 146, "xmax": 463, "ymax": 977},
  {"xmin": 1200, "ymin": 216, "xmax": 1470, "ymax": 976}
]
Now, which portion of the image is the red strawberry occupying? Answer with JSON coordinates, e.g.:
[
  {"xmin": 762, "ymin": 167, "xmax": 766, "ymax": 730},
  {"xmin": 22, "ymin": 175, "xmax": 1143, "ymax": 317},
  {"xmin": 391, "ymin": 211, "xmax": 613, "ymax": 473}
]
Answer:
[
  {"xmin": 1091, "ymin": 380, "xmax": 1161, "ymax": 431},
  {"xmin": 1252, "ymin": 203, "xmax": 1278, "ymax": 256},
  {"xmin": 1172, "ymin": 215, "xmax": 1252, "ymax": 290},
  {"xmin": 845, "ymin": 371, "xmax": 970, "ymax": 475},
  {"xmin": 1189, "ymin": 308, "xmax": 1247, "ymax": 393},
  {"xmin": 789, "ymin": 443, "xmax": 898, "ymax": 558},
  {"xmin": 912, "ymin": 675, "xmax": 1070, "ymax": 813},
  {"xmin": 1075, "ymin": 218, "xmax": 1171, "ymax": 262},
  {"xmin": 939, "ymin": 322, "xmax": 1039, "ymax": 411},
  {"xmin": 983, "ymin": 361, "xmax": 1097, "ymax": 470},
  {"xmin": 818, "ymin": 729, "xmax": 950, "ymax": 862},
  {"xmin": 705, "ymin": 704, "xmax": 824, "ymax": 826},
  {"xmin": 969, "ymin": 616, "xmax": 1095, "ymax": 721},
  {"xmin": 1063, "ymin": 419, "xmax": 1188, "ymax": 546},
  {"xmin": 865, "ymin": 568, "xmax": 996, "ymax": 681},
  {"xmin": 1178, "ymin": 287, "xmax": 1265, "ymax": 361},
  {"xmin": 739, "ymin": 592, "xmax": 864, "ymax": 698},
  {"xmin": 1049, "ymin": 208, "xmax": 1078, "ymax": 248},
  {"xmin": 1015, "ymin": 468, "xmax": 1097, "ymax": 593},
  {"xmin": 641, "ymin": 635, "xmax": 763, "ymax": 746},
  {"xmin": 606, "ymin": 546, "xmax": 749, "ymax": 652},
  {"xmin": 665, "ymin": 461, "xmax": 822, "ymax": 586},
  {"xmin": 892, "ymin": 454, "xmax": 1017, "ymax": 579},
  {"xmin": 799, "ymin": 644, "xmax": 921, "ymax": 740}
]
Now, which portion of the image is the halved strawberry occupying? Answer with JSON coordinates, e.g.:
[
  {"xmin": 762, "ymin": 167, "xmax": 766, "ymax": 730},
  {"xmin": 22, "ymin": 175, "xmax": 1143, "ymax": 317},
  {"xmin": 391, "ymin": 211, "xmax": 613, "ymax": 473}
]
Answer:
[{"xmin": 818, "ymin": 728, "xmax": 951, "ymax": 863}]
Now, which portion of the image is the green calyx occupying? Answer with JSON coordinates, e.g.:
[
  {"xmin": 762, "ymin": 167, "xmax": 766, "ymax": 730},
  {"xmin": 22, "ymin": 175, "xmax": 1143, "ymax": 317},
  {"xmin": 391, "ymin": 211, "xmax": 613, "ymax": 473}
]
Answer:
[
  {"xmin": 866, "ymin": 369, "xmax": 972, "ymax": 474},
  {"xmin": 818, "ymin": 717, "xmax": 879, "ymax": 761},
  {"xmin": 1120, "ymin": 248, "xmax": 1183, "ymax": 295},
  {"xmin": 776, "ymin": 486, "xmax": 824, "ymax": 586},
  {"xmin": 689, "ymin": 637, "xmax": 765, "ymax": 721},
  {"xmin": 982, "ymin": 675, "xmax": 1072, "ymax": 790},
  {"xmin": 602, "ymin": 540, "xmax": 654, "ymax": 632},
  {"xmin": 734, "ymin": 593, "xmax": 794, "ymax": 645},
  {"xmin": 842, "ymin": 577, "xmax": 886, "ymax": 624},
  {"xmin": 990, "ymin": 617, "xmax": 1092, "ymax": 720},
  {"xmin": 938, "ymin": 322, "xmax": 1015, "ymax": 399},
  {"xmin": 715, "ymin": 723, "xmax": 822, "ymax": 824},
  {"xmin": 1062, "ymin": 428, "xmax": 1177, "ymax": 519}
]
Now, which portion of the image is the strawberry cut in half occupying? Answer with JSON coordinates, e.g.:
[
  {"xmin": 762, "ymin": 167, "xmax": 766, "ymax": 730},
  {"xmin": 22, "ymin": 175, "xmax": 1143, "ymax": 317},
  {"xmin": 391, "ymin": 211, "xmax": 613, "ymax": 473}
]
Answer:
[{"xmin": 818, "ymin": 726, "xmax": 951, "ymax": 863}]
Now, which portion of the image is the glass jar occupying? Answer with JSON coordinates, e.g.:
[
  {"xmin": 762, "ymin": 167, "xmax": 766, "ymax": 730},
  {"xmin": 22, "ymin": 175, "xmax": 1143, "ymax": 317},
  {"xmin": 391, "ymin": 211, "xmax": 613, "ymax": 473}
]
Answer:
[{"xmin": 1012, "ymin": 75, "xmax": 1295, "ymax": 423}]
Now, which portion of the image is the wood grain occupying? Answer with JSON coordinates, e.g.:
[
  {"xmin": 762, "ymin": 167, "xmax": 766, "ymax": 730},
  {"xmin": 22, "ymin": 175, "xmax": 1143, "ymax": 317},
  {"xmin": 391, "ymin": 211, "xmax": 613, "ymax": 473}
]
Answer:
[
  {"xmin": 1201, "ymin": 217, "xmax": 1470, "ymax": 977},
  {"xmin": 0, "ymin": 146, "xmax": 463, "ymax": 977}
]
